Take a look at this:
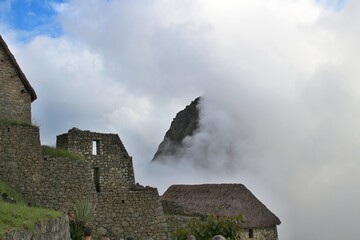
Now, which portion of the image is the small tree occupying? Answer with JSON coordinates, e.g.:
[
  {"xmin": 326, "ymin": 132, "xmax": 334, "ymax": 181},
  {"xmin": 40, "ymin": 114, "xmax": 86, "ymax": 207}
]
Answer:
[
  {"xmin": 68, "ymin": 198, "xmax": 97, "ymax": 240},
  {"xmin": 173, "ymin": 214, "xmax": 244, "ymax": 240}
]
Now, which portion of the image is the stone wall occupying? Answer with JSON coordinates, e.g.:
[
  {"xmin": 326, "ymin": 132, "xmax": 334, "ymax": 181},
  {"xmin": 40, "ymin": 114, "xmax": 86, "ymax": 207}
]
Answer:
[
  {"xmin": 57, "ymin": 128, "xmax": 135, "ymax": 192},
  {"xmin": 94, "ymin": 188, "xmax": 168, "ymax": 239},
  {"xmin": 238, "ymin": 227, "xmax": 279, "ymax": 240},
  {"xmin": 3, "ymin": 214, "xmax": 70, "ymax": 240},
  {"xmin": 0, "ymin": 37, "xmax": 169, "ymax": 239},
  {"xmin": 56, "ymin": 128, "xmax": 169, "ymax": 239},
  {"xmin": 36, "ymin": 156, "xmax": 98, "ymax": 211},
  {"xmin": 0, "ymin": 125, "xmax": 170, "ymax": 239},
  {"xmin": 0, "ymin": 124, "xmax": 42, "ymax": 202},
  {"xmin": 0, "ymin": 123, "xmax": 97, "ymax": 209},
  {"xmin": 0, "ymin": 44, "xmax": 32, "ymax": 124}
]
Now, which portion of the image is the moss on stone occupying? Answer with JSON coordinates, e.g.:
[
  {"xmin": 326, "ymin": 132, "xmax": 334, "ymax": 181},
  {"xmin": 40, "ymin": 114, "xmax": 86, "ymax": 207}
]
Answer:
[{"xmin": 41, "ymin": 146, "xmax": 84, "ymax": 161}]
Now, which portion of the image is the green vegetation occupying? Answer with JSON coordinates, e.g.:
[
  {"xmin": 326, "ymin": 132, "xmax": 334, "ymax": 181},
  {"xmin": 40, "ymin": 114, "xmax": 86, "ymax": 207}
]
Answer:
[
  {"xmin": 0, "ymin": 179, "xmax": 27, "ymax": 205},
  {"xmin": 0, "ymin": 202, "xmax": 62, "ymax": 238},
  {"xmin": 172, "ymin": 215, "xmax": 245, "ymax": 240},
  {"xmin": 0, "ymin": 119, "xmax": 37, "ymax": 128},
  {"xmin": 69, "ymin": 198, "xmax": 97, "ymax": 240},
  {"xmin": 0, "ymin": 179, "xmax": 62, "ymax": 238},
  {"xmin": 41, "ymin": 145, "xmax": 84, "ymax": 160}
]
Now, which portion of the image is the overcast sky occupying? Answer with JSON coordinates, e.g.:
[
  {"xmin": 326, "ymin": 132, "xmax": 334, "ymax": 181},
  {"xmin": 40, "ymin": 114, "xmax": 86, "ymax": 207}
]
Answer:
[{"xmin": 1, "ymin": 0, "xmax": 358, "ymax": 239}]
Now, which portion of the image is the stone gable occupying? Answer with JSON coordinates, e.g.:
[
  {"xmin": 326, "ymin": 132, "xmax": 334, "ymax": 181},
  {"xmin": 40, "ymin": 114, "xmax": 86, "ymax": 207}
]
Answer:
[{"xmin": 0, "ymin": 35, "xmax": 36, "ymax": 124}]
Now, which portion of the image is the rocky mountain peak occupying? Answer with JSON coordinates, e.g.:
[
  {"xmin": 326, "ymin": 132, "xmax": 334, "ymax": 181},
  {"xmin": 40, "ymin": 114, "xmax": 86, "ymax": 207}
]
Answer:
[{"xmin": 152, "ymin": 97, "xmax": 201, "ymax": 162}]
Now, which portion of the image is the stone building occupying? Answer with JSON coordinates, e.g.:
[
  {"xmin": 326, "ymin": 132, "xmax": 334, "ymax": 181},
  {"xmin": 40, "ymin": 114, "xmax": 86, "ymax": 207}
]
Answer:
[
  {"xmin": 0, "ymin": 35, "xmax": 43, "ymax": 202},
  {"xmin": 0, "ymin": 34, "xmax": 281, "ymax": 239},
  {"xmin": 162, "ymin": 184, "xmax": 281, "ymax": 240},
  {"xmin": 56, "ymin": 128, "xmax": 168, "ymax": 239},
  {"xmin": 0, "ymin": 35, "xmax": 37, "ymax": 124},
  {"xmin": 0, "ymin": 35, "xmax": 168, "ymax": 239}
]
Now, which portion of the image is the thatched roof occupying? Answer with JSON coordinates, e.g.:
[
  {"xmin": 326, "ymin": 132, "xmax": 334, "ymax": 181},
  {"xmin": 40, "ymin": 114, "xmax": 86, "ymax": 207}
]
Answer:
[
  {"xmin": 162, "ymin": 184, "xmax": 281, "ymax": 228},
  {"xmin": 0, "ymin": 35, "xmax": 37, "ymax": 102}
]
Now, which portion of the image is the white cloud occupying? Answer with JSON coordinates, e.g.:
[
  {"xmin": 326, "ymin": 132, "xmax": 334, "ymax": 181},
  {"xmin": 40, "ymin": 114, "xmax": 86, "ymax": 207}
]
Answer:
[{"xmin": 2, "ymin": 0, "xmax": 360, "ymax": 239}]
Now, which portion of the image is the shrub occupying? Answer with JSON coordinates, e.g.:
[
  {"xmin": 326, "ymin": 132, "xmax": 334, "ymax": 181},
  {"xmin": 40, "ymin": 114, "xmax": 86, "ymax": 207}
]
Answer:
[
  {"xmin": 68, "ymin": 198, "xmax": 97, "ymax": 240},
  {"xmin": 172, "ymin": 214, "xmax": 244, "ymax": 240}
]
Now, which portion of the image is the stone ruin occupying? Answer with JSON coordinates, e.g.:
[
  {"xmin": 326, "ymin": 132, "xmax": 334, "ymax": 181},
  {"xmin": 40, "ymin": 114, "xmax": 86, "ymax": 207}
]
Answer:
[{"xmin": 0, "ymin": 34, "xmax": 168, "ymax": 239}]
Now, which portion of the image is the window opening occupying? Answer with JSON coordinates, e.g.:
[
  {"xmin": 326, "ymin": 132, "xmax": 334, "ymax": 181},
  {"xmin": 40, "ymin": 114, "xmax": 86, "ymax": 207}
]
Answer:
[
  {"xmin": 93, "ymin": 168, "xmax": 100, "ymax": 192},
  {"xmin": 249, "ymin": 229, "xmax": 254, "ymax": 238},
  {"xmin": 92, "ymin": 140, "xmax": 100, "ymax": 155}
]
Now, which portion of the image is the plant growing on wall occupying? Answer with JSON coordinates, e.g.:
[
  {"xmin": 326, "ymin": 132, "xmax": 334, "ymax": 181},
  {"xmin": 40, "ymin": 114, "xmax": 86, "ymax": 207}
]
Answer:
[
  {"xmin": 172, "ymin": 214, "xmax": 244, "ymax": 240},
  {"xmin": 41, "ymin": 146, "xmax": 84, "ymax": 160},
  {"xmin": 68, "ymin": 198, "xmax": 97, "ymax": 240}
]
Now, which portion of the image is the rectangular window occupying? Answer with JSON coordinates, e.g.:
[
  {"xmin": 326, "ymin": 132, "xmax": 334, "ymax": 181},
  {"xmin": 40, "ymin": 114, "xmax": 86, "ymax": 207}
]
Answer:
[
  {"xmin": 92, "ymin": 140, "xmax": 100, "ymax": 155},
  {"xmin": 93, "ymin": 168, "xmax": 100, "ymax": 192},
  {"xmin": 249, "ymin": 229, "xmax": 254, "ymax": 238}
]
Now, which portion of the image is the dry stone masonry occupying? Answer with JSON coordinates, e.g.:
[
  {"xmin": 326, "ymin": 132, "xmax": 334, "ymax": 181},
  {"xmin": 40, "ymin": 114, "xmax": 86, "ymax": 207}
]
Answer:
[
  {"xmin": 3, "ymin": 214, "xmax": 70, "ymax": 240},
  {"xmin": 0, "ymin": 35, "xmax": 169, "ymax": 239},
  {"xmin": 56, "ymin": 128, "xmax": 135, "ymax": 192},
  {"xmin": 0, "ymin": 124, "xmax": 43, "ymax": 203},
  {"xmin": 56, "ymin": 128, "xmax": 169, "ymax": 239},
  {"xmin": 0, "ymin": 35, "xmax": 36, "ymax": 124},
  {"xmin": 37, "ymin": 155, "xmax": 97, "ymax": 211}
]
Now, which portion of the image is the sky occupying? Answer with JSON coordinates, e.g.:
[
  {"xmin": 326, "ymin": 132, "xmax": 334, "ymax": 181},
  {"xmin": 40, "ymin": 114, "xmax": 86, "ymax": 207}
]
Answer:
[{"xmin": 0, "ymin": 0, "xmax": 358, "ymax": 239}]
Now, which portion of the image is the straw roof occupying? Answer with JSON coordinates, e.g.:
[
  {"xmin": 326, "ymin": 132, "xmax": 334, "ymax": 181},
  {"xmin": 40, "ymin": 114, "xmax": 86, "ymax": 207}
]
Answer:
[
  {"xmin": 162, "ymin": 184, "xmax": 281, "ymax": 228},
  {"xmin": 0, "ymin": 35, "xmax": 37, "ymax": 102}
]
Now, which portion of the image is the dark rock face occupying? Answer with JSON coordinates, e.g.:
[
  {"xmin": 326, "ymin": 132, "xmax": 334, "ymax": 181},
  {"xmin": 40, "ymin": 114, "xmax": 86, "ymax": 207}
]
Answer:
[{"xmin": 152, "ymin": 97, "xmax": 201, "ymax": 161}]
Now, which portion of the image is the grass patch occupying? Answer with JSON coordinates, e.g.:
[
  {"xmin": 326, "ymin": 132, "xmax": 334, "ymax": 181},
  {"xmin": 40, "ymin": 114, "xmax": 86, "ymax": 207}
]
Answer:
[
  {"xmin": 0, "ymin": 120, "xmax": 37, "ymax": 128},
  {"xmin": 41, "ymin": 146, "xmax": 84, "ymax": 161},
  {"xmin": 0, "ymin": 201, "xmax": 62, "ymax": 238},
  {"xmin": 0, "ymin": 180, "xmax": 27, "ymax": 205},
  {"xmin": 0, "ymin": 179, "xmax": 62, "ymax": 238}
]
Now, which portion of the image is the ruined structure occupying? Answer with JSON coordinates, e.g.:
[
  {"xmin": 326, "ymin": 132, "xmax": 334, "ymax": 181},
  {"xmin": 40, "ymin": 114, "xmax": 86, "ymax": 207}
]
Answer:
[
  {"xmin": 56, "ymin": 128, "xmax": 168, "ymax": 238},
  {"xmin": 0, "ymin": 35, "xmax": 168, "ymax": 239},
  {"xmin": 162, "ymin": 184, "xmax": 281, "ymax": 240},
  {"xmin": 0, "ymin": 34, "xmax": 281, "ymax": 239}
]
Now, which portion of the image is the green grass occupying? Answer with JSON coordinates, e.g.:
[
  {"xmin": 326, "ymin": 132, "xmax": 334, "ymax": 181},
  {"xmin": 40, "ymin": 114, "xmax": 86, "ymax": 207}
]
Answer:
[
  {"xmin": 0, "ymin": 179, "xmax": 62, "ymax": 238},
  {"xmin": 0, "ymin": 180, "xmax": 27, "ymax": 205},
  {"xmin": 0, "ymin": 201, "xmax": 62, "ymax": 238},
  {"xmin": 41, "ymin": 146, "xmax": 84, "ymax": 161},
  {"xmin": 0, "ymin": 120, "xmax": 37, "ymax": 128}
]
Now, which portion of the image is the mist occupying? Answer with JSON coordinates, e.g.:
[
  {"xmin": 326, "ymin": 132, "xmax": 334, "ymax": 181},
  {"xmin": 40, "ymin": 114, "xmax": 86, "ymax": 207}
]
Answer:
[
  {"xmin": 1, "ymin": 0, "xmax": 359, "ymax": 239},
  {"xmin": 146, "ymin": 71, "xmax": 360, "ymax": 239}
]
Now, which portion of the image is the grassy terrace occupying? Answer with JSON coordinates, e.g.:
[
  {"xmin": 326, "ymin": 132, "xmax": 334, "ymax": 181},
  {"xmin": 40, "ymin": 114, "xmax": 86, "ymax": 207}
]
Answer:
[
  {"xmin": 41, "ymin": 145, "xmax": 84, "ymax": 161},
  {"xmin": 0, "ymin": 202, "xmax": 62, "ymax": 237},
  {"xmin": 0, "ymin": 180, "xmax": 62, "ymax": 238}
]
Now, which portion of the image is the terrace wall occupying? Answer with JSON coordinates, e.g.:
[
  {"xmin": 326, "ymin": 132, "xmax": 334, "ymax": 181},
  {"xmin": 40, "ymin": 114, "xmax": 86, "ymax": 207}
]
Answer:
[
  {"xmin": 3, "ymin": 214, "xmax": 70, "ymax": 240},
  {"xmin": 0, "ymin": 124, "xmax": 42, "ymax": 202}
]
